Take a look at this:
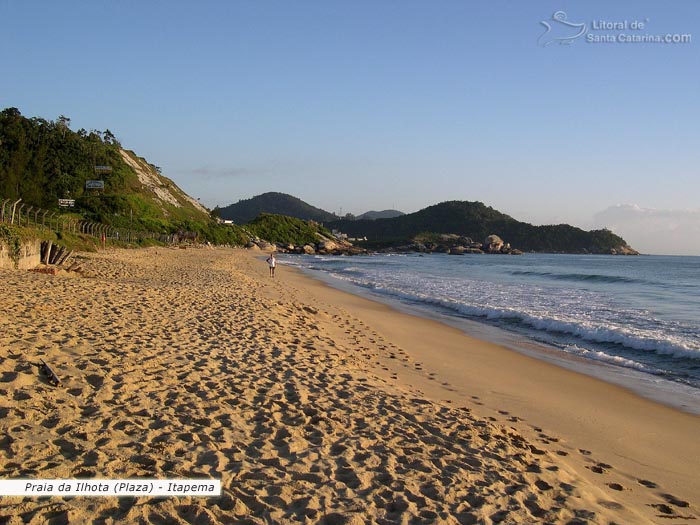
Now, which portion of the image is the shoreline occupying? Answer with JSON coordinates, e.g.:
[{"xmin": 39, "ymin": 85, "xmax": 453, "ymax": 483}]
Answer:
[
  {"xmin": 292, "ymin": 260, "xmax": 700, "ymax": 416},
  {"xmin": 1, "ymin": 247, "xmax": 697, "ymax": 524},
  {"xmin": 272, "ymin": 252, "xmax": 700, "ymax": 506}
]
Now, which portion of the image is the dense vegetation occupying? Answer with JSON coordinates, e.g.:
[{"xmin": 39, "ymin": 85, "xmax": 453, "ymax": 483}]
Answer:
[
  {"xmin": 245, "ymin": 213, "xmax": 332, "ymax": 246},
  {"xmin": 328, "ymin": 201, "xmax": 633, "ymax": 254},
  {"xmin": 216, "ymin": 192, "xmax": 407, "ymax": 223},
  {"xmin": 0, "ymin": 107, "xmax": 129, "ymax": 211},
  {"xmin": 0, "ymin": 223, "xmax": 23, "ymax": 263},
  {"xmin": 0, "ymin": 107, "xmax": 247, "ymax": 245},
  {"xmin": 215, "ymin": 192, "xmax": 338, "ymax": 224}
]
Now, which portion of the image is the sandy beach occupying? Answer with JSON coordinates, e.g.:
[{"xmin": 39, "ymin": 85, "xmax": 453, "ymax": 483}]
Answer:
[{"xmin": 0, "ymin": 247, "xmax": 698, "ymax": 525}]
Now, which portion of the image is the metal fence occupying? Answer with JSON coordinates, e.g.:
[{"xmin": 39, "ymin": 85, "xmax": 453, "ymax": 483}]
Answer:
[{"xmin": 1, "ymin": 197, "xmax": 186, "ymax": 244}]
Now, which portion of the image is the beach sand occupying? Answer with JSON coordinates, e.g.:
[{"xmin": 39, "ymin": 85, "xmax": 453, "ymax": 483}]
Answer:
[{"xmin": 0, "ymin": 247, "xmax": 698, "ymax": 524}]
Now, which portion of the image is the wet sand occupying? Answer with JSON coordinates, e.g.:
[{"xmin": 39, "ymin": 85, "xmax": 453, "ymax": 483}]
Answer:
[{"xmin": 0, "ymin": 247, "xmax": 697, "ymax": 524}]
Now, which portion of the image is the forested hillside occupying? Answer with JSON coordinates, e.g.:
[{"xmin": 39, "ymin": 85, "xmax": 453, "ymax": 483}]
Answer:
[
  {"xmin": 215, "ymin": 192, "xmax": 338, "ymax": 224},
  {"xmin": 328, "ymin": 201, "xmax": 636, "ymax": 254},
  {"xmin": 0, "ymin": 108, "xmax": 246, "ymax": 244},
  {"xmin": 245, "ymin": 213, "xmax": 334, "ymax": 246}
]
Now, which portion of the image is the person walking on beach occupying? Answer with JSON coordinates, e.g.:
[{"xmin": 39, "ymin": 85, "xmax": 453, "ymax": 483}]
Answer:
[{"xmin": 266, "ymin": 253, "xmax": 276, "ymax": 278}]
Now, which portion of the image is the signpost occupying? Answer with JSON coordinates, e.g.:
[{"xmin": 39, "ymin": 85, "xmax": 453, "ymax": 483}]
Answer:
[
  {"xmin": 58, "ymin": 199, "xmax": 75, "ymax": 208},
  {"xmin": 94, "ymin": 166, "xmax": 112, "ymax": 174},
  {"xmin": 85, "ymin": 180, "xmax": 105, "ymax": 190}
]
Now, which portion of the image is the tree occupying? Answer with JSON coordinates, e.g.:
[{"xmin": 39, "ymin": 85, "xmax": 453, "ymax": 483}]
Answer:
[
  {"xmin": 1, "ymin": 107, "xmax": 21, "ymax": 119},
  {"xmin": 103, "ymin": 129, "xmax": 119, "ymax": 146},
  {"xmin": 57, "ymin": 115, "xmax": 71, "ymax": 139}
]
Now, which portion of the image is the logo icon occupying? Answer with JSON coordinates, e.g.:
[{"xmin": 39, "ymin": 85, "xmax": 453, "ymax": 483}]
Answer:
[{"xmin": 539, "ymin": 11, "xmax": 587, "ymax": 47}]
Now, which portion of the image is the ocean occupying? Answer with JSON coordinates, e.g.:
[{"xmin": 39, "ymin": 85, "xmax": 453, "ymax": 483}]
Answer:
[{"xmin": 281, "ymin": 252, "xmax": 700, "ymax": 411}]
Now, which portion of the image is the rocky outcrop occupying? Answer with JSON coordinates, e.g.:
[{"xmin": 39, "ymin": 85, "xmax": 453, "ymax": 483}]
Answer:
[
  {"xmin": 611, "ymin": 245, "xmax": 640, "ymax": 255},
  {"xmin": 483, "ymin": 234, "xmax": 504, "ymax": 253},
  {"xmin": 317, "ymin": 240, "xmax": 339, "ymax": 253},
  {"xmin": 393, "ymin": 234, "xmax": 521, "ymax": 255},
  {"xmin": 269, "ymin": 237, "xmax": 368, "ymax": 256}
]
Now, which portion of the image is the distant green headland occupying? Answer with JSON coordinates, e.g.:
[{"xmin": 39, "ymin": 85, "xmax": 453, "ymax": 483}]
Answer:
[{"xmin": 219, "ymin": 192, "xmax": 638, "ymax": 255}]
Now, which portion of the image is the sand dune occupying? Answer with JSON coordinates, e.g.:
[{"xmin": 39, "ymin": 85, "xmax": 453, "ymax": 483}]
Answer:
[{"xmin": 0, "ymin": 247, "xmax": 697, "ymax": 524}]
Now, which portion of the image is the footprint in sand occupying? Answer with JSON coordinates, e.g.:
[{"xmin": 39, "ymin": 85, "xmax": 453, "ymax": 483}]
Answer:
[
  {"xmin": 662, "ymin": 493, "xmax": 690, "ymax": 508},
  {"xmin": 637, "ymin": 479, "xmax": 658, "ymax": 489},
  {"xmin": 587, "ymin": 463, "xmax": 611, "ymax": 474},
  {"xmin": 651, "ymin": 503, "xmax": 675, "ymax": 515},
  {"xmin": 535, "ymin": 479, "xmax": 553, "ymax": 491},
  {"xmin": 0, "ymin": 371, "xmax": 18, "ymax": 382}
]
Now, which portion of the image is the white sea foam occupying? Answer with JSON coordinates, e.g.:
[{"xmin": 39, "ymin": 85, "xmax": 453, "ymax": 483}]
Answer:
[
  {"xmin": 562, "ymin": 345, "xmax": 657, "ymax": 373},
  {"xmin": 283, "ymin": 253, "xmax": 700, "ymax": 385}
]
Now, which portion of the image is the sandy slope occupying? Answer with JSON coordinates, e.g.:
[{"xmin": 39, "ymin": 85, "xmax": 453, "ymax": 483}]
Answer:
[{"xmin": 0, "ymin": 247, "xmax": 697, "ymax": 524}]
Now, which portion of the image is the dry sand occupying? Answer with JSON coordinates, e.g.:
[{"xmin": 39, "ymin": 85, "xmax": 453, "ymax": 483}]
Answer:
[{"xmin": 0, "ymin": 247, "xmax": 698, "ymax": 524}]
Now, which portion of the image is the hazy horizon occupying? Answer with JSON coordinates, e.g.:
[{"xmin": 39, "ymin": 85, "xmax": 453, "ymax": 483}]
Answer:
[{"xmin": 2, "ymin": 1, "xmax": 698, "ymax": 255}]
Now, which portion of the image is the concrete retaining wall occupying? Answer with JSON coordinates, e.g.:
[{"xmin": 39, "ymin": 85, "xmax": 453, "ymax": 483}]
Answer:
[{"xmin": 0, "ymin": 239, "xmax": 41, "ymax": 270}]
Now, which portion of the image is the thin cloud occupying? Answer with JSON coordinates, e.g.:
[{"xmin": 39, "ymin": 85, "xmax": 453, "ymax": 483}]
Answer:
[
  {"xmin": 185, "ymin": 166, "xmax": 265, "ymax": 179},
  {"xmin": 593, "ymin": 204, "xmax": 700, "ymax": 256}
]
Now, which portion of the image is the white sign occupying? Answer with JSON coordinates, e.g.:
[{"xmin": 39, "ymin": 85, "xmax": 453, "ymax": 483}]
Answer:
[
  {"xmin": 0, "ymin": 479, "xmax": 221, "ymax": 497},
  {"xmin": 85, "ymin": 180, "xmax": 105, "ymax": 190},
  {"xmin": 58, "ymin": 199, "xmax": 75, "ymax": 207}
]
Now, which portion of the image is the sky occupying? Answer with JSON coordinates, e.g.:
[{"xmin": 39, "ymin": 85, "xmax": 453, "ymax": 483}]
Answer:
[{"xmin": 1, "ymin": 1, "xmax": 699, "ymax": 254}]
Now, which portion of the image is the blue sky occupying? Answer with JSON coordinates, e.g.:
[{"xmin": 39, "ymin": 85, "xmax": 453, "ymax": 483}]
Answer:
[{"xmin": 1, "ymin": 1, "xmax": 699, "ymax": 253}]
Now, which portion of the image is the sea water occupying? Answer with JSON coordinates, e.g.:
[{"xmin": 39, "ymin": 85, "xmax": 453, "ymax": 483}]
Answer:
[{"xmin": 281, "ymin": 253, "xmax": 700, "ymax": 409}]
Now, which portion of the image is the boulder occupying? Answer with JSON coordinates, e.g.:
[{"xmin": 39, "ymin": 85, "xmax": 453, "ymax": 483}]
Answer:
[
  {"xmin": 302, "ymin": 244, "xmax": 316, "ymax": 255},
  {"xmin": 483, "ymin": 234, "xmax": 504, "ymax": 253},
  {"xmin": 437, "ymin": 233, "xmax": 460, "ymax": 242},
  {"xmin": 449, "ymin": 247, "xmax": 466, "ymax": 255},
  {"xmin": 317, "ymin": 240, "xmax": 339, "ymax": 252}
]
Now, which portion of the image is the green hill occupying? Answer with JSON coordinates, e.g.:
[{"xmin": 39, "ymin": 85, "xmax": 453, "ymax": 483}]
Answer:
[
  {"xmin": 328, "ymin": 200, "xmax": 636, "ymax": 254},
  {"xmin": 246, "ymin": 213, "xmax": 333, "ymax": 246},
  {"xmin": 216, "ymin": 192, "xmax": 338, "ymax": 224},
  {"xmin": 0, "ymin": 107, "xmax": 246, "ymax": 245},
  {"xmin": 356, "ymin": 209, "xmax": 405, "ymax": 220}
]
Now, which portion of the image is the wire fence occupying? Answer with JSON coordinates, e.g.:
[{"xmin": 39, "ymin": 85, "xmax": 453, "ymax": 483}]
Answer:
[{"xmin": 1, "ymin": 197, "xmax": 193, "ymax": 244}]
